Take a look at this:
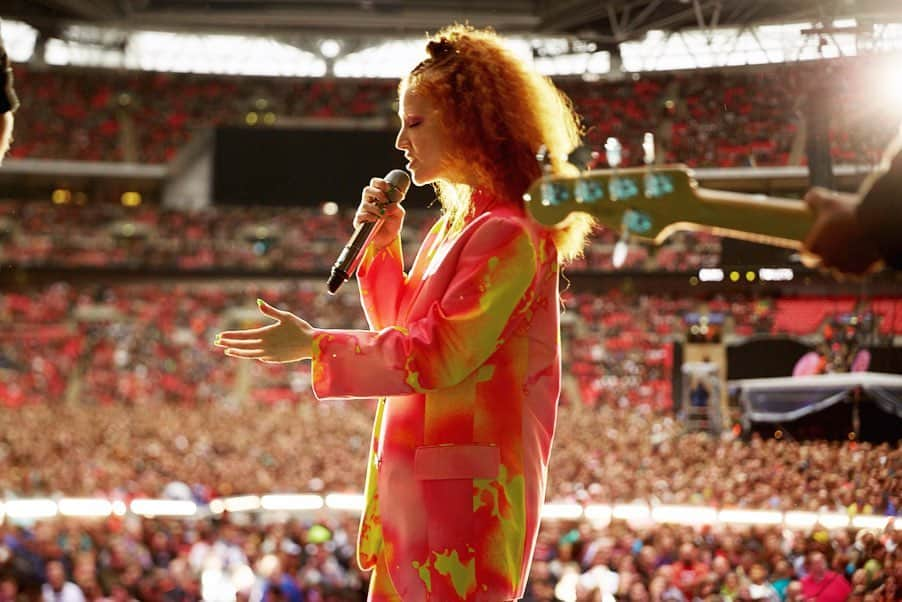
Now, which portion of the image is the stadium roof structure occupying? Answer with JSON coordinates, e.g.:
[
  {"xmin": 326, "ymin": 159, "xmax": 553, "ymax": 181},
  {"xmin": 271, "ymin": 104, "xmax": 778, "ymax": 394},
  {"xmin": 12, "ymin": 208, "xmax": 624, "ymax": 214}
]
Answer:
[
  {"xmin": 6, "ymin": 0, "xmax": 902, "ymax": 38},
  {"xmin": 2, "ymin": 1, "xmax": 901, "ymax": 77}
]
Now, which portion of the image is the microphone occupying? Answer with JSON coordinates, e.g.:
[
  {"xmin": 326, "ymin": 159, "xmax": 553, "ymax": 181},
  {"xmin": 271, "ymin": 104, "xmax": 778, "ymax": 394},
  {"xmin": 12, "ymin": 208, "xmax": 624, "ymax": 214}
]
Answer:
[{"xmin": 327, "ymin": 169, "xmax": 411, "ymax": 294}]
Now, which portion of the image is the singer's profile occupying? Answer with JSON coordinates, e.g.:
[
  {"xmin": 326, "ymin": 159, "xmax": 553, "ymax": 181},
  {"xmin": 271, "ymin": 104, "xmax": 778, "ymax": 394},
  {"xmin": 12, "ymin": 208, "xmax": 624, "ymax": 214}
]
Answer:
[{"xmin": 215, "ymin": 24, "xmax": 593, "ymax": 602}]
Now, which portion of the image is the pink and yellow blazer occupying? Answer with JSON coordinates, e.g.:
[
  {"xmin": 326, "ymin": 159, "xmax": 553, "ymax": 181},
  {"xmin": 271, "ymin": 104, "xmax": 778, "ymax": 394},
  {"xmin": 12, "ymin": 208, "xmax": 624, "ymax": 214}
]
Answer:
[{"xmin": 311, "ymin": 192, "xmax": 561, "ymax": 601}]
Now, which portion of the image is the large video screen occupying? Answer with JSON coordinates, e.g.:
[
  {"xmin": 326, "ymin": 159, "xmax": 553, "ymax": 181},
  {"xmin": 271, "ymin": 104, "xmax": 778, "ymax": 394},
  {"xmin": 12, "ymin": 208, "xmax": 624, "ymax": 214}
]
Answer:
[{"xmin": 212, "ymin": 127, "xmax": 436, "ymax": 208}]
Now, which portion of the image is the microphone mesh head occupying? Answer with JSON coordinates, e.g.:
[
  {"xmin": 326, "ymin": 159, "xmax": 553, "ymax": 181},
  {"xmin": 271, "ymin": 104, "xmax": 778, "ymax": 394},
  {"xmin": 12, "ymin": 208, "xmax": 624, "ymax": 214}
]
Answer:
[{"xmin": 385, "ymin": 170, "xmax": 411, "ymax": 202}]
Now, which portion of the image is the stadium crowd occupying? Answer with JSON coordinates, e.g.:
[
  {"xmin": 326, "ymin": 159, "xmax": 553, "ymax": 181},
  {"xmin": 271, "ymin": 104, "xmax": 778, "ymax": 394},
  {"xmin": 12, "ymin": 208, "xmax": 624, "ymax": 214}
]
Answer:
[
  {"xmin": 7, "ymin": 66, "xmax": 396, "ymax": 164},
  {"xmin": 0, "ymin": 200, "xmax": 721, "ymax": 274},
  {"xmin": 3, "ymin": 281, "xmax": 900, "ymax": 413},
  {"xmin": 0, "ymin": 400, "xmax": 897, "ymax": 516},
  {"xmin": 0, "ymin": 281, "xmax": 900, "ymax": 600},
  {"xmin": 7, "ymin": 59, "xmax": 898, "ymax": 168},
  {"xmin": 0, "ymin": 399, "xmax": 899, "ymax": 602},
  {"xmin": 0, "ymin": 510, "xmax": 898, "ymax": 601},
  {"xmin": 1, "ymin": 23, "xmax": 900, "ymax": 602}
]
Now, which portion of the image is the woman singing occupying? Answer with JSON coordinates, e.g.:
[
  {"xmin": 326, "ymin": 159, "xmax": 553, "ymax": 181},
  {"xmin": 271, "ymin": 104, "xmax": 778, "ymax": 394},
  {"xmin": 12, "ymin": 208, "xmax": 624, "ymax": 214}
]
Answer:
[{"xmin": 216, "ymin": 24, "xmax": 593, "ymax": 601}]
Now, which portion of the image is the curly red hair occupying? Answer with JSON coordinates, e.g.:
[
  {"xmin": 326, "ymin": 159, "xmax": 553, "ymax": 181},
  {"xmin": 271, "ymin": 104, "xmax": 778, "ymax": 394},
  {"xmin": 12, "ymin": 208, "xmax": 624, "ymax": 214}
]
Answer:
[{"xmin": 401, "ymin": 24, "xmax": 594, "ymax": 262}]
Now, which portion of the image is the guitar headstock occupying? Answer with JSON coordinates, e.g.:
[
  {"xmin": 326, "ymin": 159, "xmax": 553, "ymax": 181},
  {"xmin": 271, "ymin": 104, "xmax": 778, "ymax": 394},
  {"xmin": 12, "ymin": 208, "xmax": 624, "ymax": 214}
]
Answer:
[
  {"xmin": 525, "ymin": 135, "xmax": 814, "ymax": 255},
  {"xmin": 524, "ymin": 135, "xmax": 699, "ymax": 245},
  {"xmin": 523, "ymin": 164, "xmax": 699, "ymax": 244}
]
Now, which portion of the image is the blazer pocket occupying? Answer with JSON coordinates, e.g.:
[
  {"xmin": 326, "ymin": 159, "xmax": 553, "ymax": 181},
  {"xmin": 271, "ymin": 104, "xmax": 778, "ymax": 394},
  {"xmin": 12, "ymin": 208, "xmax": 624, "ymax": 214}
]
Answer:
[{"xmin": 414, "ymin": 443, "xmax": 500, "ymax": 480}]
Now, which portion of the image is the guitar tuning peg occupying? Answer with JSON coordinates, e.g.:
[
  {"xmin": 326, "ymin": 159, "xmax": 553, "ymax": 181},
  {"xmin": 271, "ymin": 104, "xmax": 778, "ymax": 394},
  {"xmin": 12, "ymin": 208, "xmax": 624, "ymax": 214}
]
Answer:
[
  {"xmin": 535, "ymin": 145, "xmax": 555, "ymax": 174},
  {"xmin": 604, "ymin": 137, "xmax": 622, "ymax": 169},
  {"xmin": 567, "ymin": 146, "xmax": 595, "ymax": 172},
  {"xmin": 612, "ymin": 212, "xmax": 632, "ymax": 269},
  {"xmin": 612, "ymin": 231, "xmax": 629, "ymax": 269},
  {"xmin": 642, "ymin": 132, "xmax": 655, "ymax": 166}
]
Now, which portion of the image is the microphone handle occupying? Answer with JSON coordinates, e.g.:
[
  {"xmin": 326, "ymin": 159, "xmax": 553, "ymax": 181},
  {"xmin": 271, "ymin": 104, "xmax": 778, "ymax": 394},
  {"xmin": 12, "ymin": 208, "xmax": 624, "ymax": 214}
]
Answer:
[{"xmin": 327, "ymin": 217, "xmax": 384, "ymax": 294}]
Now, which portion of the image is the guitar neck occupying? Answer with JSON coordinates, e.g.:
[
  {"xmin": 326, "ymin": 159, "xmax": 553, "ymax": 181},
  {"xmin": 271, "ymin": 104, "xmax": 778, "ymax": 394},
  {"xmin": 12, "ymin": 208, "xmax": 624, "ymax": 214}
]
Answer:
[{"xmin": 686, "ymin": 187, "xmax": 814, "ymax": 250}]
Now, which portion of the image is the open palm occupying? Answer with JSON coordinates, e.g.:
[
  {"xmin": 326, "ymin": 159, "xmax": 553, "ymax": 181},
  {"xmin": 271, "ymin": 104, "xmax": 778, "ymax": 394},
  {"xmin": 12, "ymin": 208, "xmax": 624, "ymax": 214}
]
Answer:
[{"xmin": 214, "ymin": 299, "xmax": 314, "ymax": 363}]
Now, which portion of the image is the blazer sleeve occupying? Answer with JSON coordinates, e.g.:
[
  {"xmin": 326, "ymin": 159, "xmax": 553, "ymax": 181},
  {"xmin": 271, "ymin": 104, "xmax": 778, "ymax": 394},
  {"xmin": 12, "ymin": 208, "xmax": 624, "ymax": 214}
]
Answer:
[
  {"xmin": 857, "ymin": 144, "xmax": 902, "ymax": 270},
  {"xmin": 356, "ymin": 236, "xmax": 406, "ymax": 331},
  {"xmin": 355, "ymin": 219, "xmax": 445, "ymax": 330},
  {"xmin": 311, "ymin": 215, "xmax": 538, "ymax": 400}
]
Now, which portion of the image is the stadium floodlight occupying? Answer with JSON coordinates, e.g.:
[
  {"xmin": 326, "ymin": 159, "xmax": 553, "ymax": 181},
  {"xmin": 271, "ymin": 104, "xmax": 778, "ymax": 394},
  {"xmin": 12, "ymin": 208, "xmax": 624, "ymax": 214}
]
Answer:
[
  {"xmin": 875, "ymin": 61, "xmax": 902, "ymax": 107},
  {"xmin": 130, "ymin": 499, "xmax": 197, "ymax": 517},
  {"xmin": 541, "ymin": 503, "xmax": 583, "ymax": 520},
  {"xmin": 319, "ymin": 39, "xmax": 341, "ymax": 59},
  {"xmin": 651, "ymin": 504, "xmax": 718, "ymax": 526},
  {"xmin": 333, "ymin": 40, "xmax": 422, "ymax": 78},
  {"xmin": 699, "ymin": 268, "xmax": 725, "ymax": 282},
  {"xmin": 832, "ymin": 19, "xmax": 859, "ymax": 29},
  {"xmin": 131, "ymin": 32, "xmax": 328, "ymax": 77},
  {"xmin": 58, "ymin": 498, "xmax": 113, "ymax": 517},
  {"xmin": 260, "ymin": 494, "xmax": 324, "ymax": 511},
  {"xmin": 759, "ymin": 268, "xmax": 794, "ymax": 281},
  {"xmin": 3, "ymin": 499, "xmax": 58, "ymax": 519},
  {"xmin": 873, "ymin": 24, "xmax": 902, "ymax": 53},
  {"xmin": 39, "ymin": 30, "xmax": 328, "ymax": 77},
  {"xmin": 0, "ymin": 20, "xmax": 37, "ymax": 62},
  {"xmin": 534, "ymin": 53, "xmax": 608, "ymax": 77},
  {"xmin": 618, "ymin": 21, "xmax": 887, "ymax": 72},
  {"xmin": 333, "ymin": 36, "xmax": 611, "ymax": 79},
  {"xmin": 851, "ymin": 515, "xmax": 891, "ymax": 530},
  {"xmin": 718, "ymin": 509, "xmax": 783, "ymax": 526},
  {"xmin": 45, "ymin": 38, "xmax": 123, "ymax": 68},
  {"xmin": 325, "ymin": 494, "xmax": 365, "ymax": 511},
  {"xmin": 510, "ymin": 36, "xmax": 611, "ymax": 77},
  {"xmin": 530, "ymin": 37, "xmax": 570, "ymax": 57}
]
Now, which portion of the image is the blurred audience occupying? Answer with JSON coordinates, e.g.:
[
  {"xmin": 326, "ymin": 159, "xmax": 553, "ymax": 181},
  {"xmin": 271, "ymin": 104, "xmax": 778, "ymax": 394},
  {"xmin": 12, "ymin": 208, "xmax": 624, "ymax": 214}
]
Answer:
[
  {"xmin": 0, "ymin": 37, "xmax": 899, "ymax": 602},
  {"xmin": 8, "ymin": 59, "xmax": 898, "ymax": 167},
  {"xmin": 0, "ymin": 200, "xmax": 723, "ymax": 274},
  {"xmin": 1, "ymin": 282, "xmax": 899, "ymax": 510},
  {"xmin": 0, "ymin": 282, "xmax": 898, "ymax": 602},
  {"xmin": 0, "ymin": 513, "xmax": 897, "ymax": 601}
]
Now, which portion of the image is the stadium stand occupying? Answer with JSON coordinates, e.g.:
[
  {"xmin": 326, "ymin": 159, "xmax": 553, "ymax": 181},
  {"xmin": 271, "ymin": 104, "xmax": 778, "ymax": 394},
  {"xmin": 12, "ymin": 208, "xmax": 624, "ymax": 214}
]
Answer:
[
  {"xmin": 7, "ymin": 61, "xmax": 897, "ymax": 167},
  {"xmin": 0, "ymin": 7, "xmax": 898, "ymax": 600}
]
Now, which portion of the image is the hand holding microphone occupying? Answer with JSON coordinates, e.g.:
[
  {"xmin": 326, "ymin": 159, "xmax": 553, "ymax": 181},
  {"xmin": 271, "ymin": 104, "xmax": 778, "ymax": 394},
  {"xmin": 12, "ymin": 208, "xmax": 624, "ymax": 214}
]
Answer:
[
  {"xmin": 328, "ymin": 169, "xmax": 411, "ymax": 294},
  {"xmin": 355, "ymin": 171, "xmax": 409, "ymax": 249}
]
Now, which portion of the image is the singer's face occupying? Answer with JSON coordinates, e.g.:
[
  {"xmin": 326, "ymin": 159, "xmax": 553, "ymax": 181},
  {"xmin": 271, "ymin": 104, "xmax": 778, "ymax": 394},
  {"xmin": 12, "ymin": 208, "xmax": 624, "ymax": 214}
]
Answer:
[{"xmin": 395, "ymin": 90, "xmax": 456, "ymax": 186}]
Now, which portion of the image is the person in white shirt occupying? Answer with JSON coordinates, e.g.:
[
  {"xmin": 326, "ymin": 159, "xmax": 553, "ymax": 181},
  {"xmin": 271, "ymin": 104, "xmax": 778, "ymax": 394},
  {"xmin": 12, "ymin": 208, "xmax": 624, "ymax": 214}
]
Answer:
[
  {"xmin": 746, "ymin": 563, "xmax": 781, "ymax": 602},
  {"xmin": 41, "ymin": 560, "xmax": 86, "ymax": 602}
]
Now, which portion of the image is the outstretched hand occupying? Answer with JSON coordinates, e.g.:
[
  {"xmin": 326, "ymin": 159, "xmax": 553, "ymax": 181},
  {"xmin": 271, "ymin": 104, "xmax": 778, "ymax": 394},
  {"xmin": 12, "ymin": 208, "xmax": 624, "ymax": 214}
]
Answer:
[{"xmin": 214, "ymin": 299, "xmax": 314, "ymax": 363}]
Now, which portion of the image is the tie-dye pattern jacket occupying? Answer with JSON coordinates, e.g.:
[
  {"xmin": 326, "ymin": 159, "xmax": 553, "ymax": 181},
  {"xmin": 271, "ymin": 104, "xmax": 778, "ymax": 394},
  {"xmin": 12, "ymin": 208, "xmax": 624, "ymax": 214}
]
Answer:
[{"xmin": 310, "ymin": 191, "xmax": 561, "ymax": 601}]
